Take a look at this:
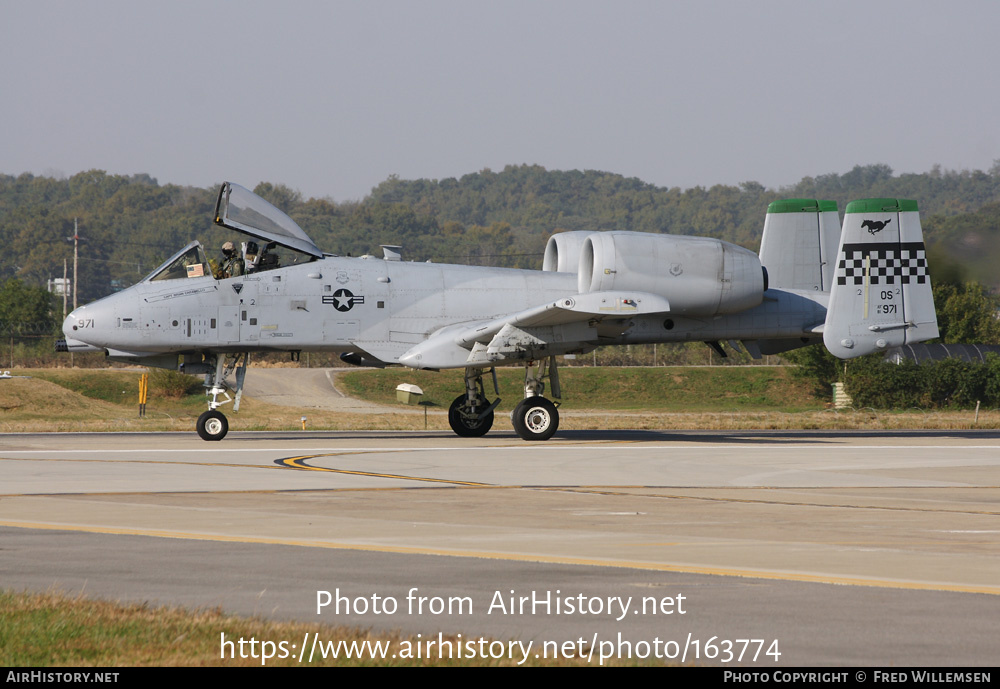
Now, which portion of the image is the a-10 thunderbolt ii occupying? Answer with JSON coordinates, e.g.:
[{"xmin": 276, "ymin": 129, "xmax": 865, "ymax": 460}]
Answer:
[{"xmin": 58, "ymin": 183, "xmax": 939, "ymax": 441}]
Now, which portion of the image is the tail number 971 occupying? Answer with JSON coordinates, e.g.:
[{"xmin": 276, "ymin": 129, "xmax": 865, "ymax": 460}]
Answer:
[{"xmin": 877, "ymin": 288, "xmax": 900, "ymax": 315}]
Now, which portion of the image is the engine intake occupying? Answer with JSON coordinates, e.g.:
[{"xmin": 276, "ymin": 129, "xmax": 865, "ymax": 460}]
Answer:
[{"xmin": 542, "ymin": 231, "xmax": 592, "ymax": 273}]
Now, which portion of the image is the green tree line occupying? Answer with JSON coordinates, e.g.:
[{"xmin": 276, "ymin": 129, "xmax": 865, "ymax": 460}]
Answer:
[{"xmin": 3, "ymin": 163, "xmax": 1000, "ymax": 304}]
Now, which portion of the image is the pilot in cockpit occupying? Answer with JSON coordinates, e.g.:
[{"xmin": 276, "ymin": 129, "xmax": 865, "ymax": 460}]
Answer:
[
  {"xmin": 257, "ymin": 241, "xmax": 280, "ymax": 271},
  {"xmin": 221, "ymin": 241, "xmax": 244, "ymax": 278}
]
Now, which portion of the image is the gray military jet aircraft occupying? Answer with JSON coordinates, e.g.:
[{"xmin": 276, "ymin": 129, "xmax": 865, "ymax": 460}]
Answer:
[{"xmin": 58, "ymin": 184, "xmax": 939, "ymax": 441}]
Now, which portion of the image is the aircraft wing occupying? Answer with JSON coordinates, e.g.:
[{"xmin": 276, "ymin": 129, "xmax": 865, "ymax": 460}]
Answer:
[{"xmin": 398, "ymin": 290, "xmax": 672, "ymax": 369}]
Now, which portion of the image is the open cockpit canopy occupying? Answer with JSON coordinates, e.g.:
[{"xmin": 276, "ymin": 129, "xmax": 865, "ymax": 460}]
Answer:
[{"xmin": 214, "ymin": 182, "xmax": 323, "ymax": 258}]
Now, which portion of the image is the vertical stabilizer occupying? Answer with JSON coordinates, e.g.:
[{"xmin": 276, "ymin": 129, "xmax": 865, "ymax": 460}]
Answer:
[
  {"xmin": 758, "ymin": 199, "xmax": 840, "ymax": 292},
  {"xmin": 824, "ymin": 199, "xmax": 938, "ymax": 359}
]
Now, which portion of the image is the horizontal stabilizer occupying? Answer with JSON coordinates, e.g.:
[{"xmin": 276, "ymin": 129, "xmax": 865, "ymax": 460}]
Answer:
[{"xmin": 824, "ymin": 199, "xmax": 939, "ymax": 359}]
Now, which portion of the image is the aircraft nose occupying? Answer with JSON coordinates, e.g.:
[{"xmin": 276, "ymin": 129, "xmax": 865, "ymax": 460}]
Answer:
[
  {"xmin": 63, "ymin": 310, "xmax": 85, "ymax": 339},
  {"xmin": 62, "ymin": 312, "xmax": 76, "ymax": 339},
  {"xmin": 58, "ymin": 308, "xmax": 103, "ymax": 353}
]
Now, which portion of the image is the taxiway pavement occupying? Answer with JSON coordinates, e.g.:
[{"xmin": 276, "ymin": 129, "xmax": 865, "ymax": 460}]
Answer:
[{"xmin": 2, "ymin": 429, "xmax": 998, "ymax": 665}]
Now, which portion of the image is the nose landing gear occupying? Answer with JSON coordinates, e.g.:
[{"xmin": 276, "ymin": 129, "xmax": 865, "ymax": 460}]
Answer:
[
  {"xmin": 194, "ymin": 353, "xmax": 248, "ymax": 441},
  {"xmin": 197, "ymin": 409, "xmax": 229, "ymax": 441}
]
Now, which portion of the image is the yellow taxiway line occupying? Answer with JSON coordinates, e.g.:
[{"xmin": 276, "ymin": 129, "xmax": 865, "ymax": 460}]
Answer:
[{"xmin": 3, "ymin": 519, "xmax": 998, "ymax": 597}]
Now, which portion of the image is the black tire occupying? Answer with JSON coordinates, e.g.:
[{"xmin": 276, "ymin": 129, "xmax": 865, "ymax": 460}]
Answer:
[
  {"xmin": 448, "ymin": 395, "xmax": 494, "ymax": 437},
  {"xmin": 197, "ymin": 409, "xmax": 229, "ymax": 441},
  {"xmin": 511, "ymin": 397, "xmax": 559, "ymax": 441}
]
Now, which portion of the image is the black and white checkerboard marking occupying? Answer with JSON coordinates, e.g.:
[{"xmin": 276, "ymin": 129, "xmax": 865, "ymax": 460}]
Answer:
[{"xmin": 836, "ymin": 242, "xmax": 928, "ymax": 286}]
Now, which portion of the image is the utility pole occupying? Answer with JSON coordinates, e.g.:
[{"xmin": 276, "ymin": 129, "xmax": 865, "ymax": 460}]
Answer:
[
  {"xmin": 62, "ymin": 259, "xmax": 68, "ymax": 320},
  {"xmin": 65, "ymin": 220, "xmax": 85, "ymax": 367},
  {"xmin": 66, "ymin": 218, "xmax": 85, "ymax": 311},
  {"xmin": 72, "ymin": 218, "xmax": 80, "ymax": 311}
]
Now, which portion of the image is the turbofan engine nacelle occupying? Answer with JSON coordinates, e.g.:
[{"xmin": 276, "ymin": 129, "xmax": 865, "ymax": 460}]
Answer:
[
  {"xmin": 578, "ymin": 232, "xmax": 765, "ymax": 316},
  {"xmin": 542, "ymin": 231, "xmax": 592, "ymax": 273}
]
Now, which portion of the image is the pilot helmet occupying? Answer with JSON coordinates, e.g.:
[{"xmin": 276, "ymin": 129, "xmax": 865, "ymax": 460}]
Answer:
[
  {"xmin": 222, "ymin": 241, "xmax": 235, "ymax": 256},
  {"xmin": 245, "ymin": 241, "xmax": 259, "ymax": 259}
]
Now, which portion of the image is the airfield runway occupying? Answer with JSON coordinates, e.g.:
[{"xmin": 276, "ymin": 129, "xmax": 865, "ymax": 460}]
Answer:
[{"xmin": 2, "ymin": 428, "xmax": 999, "ymax": 666}]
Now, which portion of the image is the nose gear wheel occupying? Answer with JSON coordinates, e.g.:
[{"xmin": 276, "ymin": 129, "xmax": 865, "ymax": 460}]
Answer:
[{"xmin": 197, "ymin": 409, "xmax": 229, "ymax": 441}]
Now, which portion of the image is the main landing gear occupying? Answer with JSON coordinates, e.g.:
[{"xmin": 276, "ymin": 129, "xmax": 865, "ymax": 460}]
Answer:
[
  {"xmin": 196, "ymin": 353, "xmax": 248, "ymax": 441},
  {"xmin": 448, "ymin": 367, "xmax": 501, "ymax": 437},
  {"xmin": 447, "ymin": 357, "xmax": 562, "ymax": 441},
  {"xmin": 510, "ymin": 357, "xmax": 560, "ymax": 441}
]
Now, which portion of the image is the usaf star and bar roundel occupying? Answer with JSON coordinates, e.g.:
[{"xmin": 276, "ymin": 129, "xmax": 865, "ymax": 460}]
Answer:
[{"xmin": 323, "ymin": 288, "xmax": 365, "ymax": 312}]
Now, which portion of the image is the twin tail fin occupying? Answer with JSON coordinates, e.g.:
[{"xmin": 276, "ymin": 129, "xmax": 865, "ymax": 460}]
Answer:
[{"xmin": 823, "ymin": 198, "xmax": 938, "ymax": 358}]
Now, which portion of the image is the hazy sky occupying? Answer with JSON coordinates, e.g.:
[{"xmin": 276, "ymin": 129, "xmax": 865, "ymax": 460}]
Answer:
[{"xmin": 3, "ymin": 0, "xmax": 998, "ymax": 201}]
